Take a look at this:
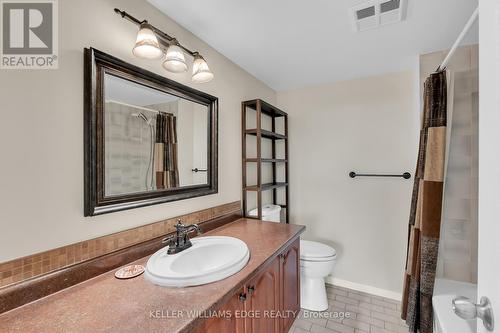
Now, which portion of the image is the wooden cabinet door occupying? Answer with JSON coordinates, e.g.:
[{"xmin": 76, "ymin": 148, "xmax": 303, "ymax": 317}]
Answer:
[
  {"xmin": 246, "ymin": 256, "xmax": 281, "ymax": 333},
  {"xmin": 281, "ymin": 239, "xmax": 300, "ymax": 333},
  {"xmin": 196, "ymin": 287, "xmax": 245, "ymax": 333}
]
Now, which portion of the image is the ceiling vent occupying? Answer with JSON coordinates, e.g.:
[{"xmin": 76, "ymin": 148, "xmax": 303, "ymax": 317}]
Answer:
[{"xmin": 350, "ymin": 0, "xmax": 407, "ymax": 32}]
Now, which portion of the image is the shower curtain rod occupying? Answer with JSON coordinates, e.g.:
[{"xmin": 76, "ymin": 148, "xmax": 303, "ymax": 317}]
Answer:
[{"xmin": 437, "ymin": 6, "xmax": 479, "ymax": 72}]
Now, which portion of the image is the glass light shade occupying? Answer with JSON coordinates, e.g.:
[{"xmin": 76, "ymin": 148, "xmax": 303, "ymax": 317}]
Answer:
[
  {"xmin": 132, "ymin": 23, "xmax": 163, "ymax": 59},
  {"xmin": 162, "ymin": 44, "xmax": 188, "ymax": 73},
  {"xmin": 192, "ymin": 54, "xmax": 214, "ymax": 83}
]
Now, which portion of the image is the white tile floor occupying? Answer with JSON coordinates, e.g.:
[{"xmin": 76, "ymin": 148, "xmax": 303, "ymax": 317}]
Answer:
[{"xmin": 289, "ymin": 284, "xmax": 409, "ymax": 333}]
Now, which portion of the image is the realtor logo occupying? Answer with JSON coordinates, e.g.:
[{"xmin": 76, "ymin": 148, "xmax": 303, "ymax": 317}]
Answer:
[{"xmin": 1, "ymin": 0, "xmax": 58, "ymax": 69}]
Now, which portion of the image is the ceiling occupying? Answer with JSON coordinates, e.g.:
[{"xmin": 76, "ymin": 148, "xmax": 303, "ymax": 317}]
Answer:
[{"xmin": 149, "ymin": 0, "xmax": 478, "ymax": 91}]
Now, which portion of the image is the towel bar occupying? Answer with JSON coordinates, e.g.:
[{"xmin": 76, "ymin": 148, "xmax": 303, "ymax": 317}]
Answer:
[{"xmin": 349, "ymin": 171, "xmax": 411, "ymax": 179}]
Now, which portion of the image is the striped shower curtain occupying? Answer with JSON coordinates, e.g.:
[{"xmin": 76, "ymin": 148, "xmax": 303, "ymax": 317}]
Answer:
[
  {"xmin": 154, "ymin": 113, "xmax": 179, "ymax": 189},
  {"xmin": 401, "ymin": 71, "xmax": 447, "ymax": 333}
]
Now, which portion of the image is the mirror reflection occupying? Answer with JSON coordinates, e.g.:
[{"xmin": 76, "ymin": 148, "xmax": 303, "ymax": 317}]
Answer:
[{"xmin": 104, "ymin": 73, "xmax": 208, "ymax": 196}]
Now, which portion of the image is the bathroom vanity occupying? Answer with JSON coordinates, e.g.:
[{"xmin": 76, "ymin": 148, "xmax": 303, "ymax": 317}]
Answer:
[
  {"xmin": 0, "ymin": 219, "xmax": 304, "ymax": 333},
  {"xmin": 196, "ymin": 237, "xmax": 300, "ymax": 333}
]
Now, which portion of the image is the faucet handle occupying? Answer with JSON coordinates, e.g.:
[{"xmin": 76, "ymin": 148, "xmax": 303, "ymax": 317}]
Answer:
[
  {"xmin": 161, "ymin": 235, "xmax": 175, "ymax": 246},
  {"xmin": 193, "ymin": 224, "xmax": 203, "ymax": 235}
]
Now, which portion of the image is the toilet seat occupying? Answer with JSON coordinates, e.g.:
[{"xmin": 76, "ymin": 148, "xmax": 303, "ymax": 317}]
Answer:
[{"xmin": 300, "ymin": 240, "xmax": 337, "ymax": 262}]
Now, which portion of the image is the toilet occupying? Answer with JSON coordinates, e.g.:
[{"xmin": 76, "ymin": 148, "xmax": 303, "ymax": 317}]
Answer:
[{"xmin": 300, "ymin": 240, "xmax": 337, "ymax": 311}]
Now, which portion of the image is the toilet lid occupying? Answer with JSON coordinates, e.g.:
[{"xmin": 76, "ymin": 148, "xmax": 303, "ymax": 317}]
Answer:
[{"xmin": 300, "ymin": 240, "xmax": 336, "ymax": 260}]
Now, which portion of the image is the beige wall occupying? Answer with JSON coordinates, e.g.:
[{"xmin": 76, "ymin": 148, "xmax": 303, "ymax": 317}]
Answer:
[
  {"xmin": 0, "ymin": 0, "xmax": 275, "ymax": 262},
  {"xmin": 277, "ymin": 71, "xmax": 419, "ymax": 294}
]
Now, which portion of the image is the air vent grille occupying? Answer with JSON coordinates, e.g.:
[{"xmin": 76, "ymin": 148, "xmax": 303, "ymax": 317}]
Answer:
[
  {"xmin": 380, "ymin": 0, "xmax": 400, "ymax": 13},
  {"xmin": 350, "ymin": 0, "xmax": 407, "ymax": 32},
  {"xmin": 357, "ymin": 6, "xmax": 375, "ymax": 20}
]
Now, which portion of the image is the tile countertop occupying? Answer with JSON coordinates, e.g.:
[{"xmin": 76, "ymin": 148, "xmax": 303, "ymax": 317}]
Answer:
[{"xmin": 0, "ymin": 219, "xmax": 305, "ymax": 333}]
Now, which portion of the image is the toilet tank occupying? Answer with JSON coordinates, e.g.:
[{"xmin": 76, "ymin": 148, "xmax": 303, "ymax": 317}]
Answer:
[{"xmin": 248, "ymin": 204, "xmax": 281, "ymax": 223}]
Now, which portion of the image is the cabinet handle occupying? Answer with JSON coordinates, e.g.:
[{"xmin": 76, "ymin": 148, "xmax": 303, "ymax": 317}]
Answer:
[
  {"xmin": 239, "ymin": 293, "xmax": 247, "ymax": 302},
  {"xmin": 247, "ymin": 286, "xmax": 255, "ymax": 294}
]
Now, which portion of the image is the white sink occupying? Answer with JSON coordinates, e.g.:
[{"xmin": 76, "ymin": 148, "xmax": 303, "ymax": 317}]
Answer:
[{"xmin": 145, "ymin": 236, "xmax": 250, "ymax": 287}]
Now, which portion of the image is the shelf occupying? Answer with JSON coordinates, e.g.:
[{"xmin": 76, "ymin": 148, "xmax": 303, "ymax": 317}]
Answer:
[
  {"xmin": 242, "ymin": 98, "xmax": 289, "ymax": 224},
  {"xmin": 243, "ymin": 99, "xmax": 287, "ymax": 118},
  {"xmin": 245, "ymin": 129, "xmax": 287, "ymax": 140},
  {"xmin": 245, "ymin": 158, "xmax": 288, "ymax": 163},
  {"xmin": 244, "ymin": 182, "xmax": 288, "ymax": 191}
]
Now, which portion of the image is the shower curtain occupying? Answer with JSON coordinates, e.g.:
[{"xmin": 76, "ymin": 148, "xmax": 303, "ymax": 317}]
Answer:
[
  {"xmin": 401, "ymin": 71, "xmax": 447, "ymax": 333},
  {"xmin": 154, "ymin": 113, "xmax": 179, "ymax": 189}
]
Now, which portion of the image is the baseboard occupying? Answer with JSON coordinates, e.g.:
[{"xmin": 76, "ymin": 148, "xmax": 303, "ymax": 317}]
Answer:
[{"xmin": 325, "ymin": 276, "xmax": 402, "ymax": 301}]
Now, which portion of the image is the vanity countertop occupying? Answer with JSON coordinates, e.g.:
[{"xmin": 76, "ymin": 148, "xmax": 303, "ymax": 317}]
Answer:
[{"xmin": 0, "ymin": 219, "xmax": 305, "ymax": 333}]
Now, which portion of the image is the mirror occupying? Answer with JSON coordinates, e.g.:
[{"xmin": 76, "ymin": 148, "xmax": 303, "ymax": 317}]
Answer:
[
  {"xmin": 84, "ymin": 48, "xmax": 217, "ymax": 216},
  {"xmin": 104, "ymin": 74, "xmax": 208, "ymax": 195}
]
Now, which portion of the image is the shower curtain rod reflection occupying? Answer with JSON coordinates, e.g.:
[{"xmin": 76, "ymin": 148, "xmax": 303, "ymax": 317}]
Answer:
[{"xmin": 106, "ymin": 99, "xmax": 173, "ymax": 115}]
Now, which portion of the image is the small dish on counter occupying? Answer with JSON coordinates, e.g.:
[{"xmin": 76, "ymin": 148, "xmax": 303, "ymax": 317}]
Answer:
[{"xmin": 114, "ymin": 265, "xmax": 145, "ymax": 279}]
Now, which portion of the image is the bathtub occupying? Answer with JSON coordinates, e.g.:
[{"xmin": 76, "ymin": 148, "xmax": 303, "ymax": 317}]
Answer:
[{"xmin": 433, "ymin": 278, "xmax": 477, "ymax": 333}]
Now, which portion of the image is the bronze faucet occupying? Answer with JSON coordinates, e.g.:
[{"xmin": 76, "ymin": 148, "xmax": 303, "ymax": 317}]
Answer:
[{"xmin": 162, "ymin": 220, "xmax": 202, "ymax": 254}]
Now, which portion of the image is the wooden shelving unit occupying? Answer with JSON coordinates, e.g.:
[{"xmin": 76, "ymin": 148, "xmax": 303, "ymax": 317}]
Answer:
[{"xmin": 242, "ymin": 99, "xmax": 289, "ymax": 223}]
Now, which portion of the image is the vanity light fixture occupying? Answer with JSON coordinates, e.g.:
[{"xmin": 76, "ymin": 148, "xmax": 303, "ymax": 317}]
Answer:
[{"xmin": 115, "ymin": 8, "xmax": 214, "ymax": 83}]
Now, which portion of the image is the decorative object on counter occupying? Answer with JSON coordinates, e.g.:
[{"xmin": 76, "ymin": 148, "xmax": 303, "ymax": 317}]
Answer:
[
  {"xmin": 114, "ymin": 265, "xmax": 145, "ymax": 279},
  {"xmin": 349, "ymin": 171, "xmax": 411, "ymax": 179},
  {"xmin": 114, "ymin": 8, "xmax": 214, "ymax": 83},
  {"xmin": 84, "ymin": 48, "xmax": 218, "ymax": 216},
  {"xmin": 242, "ymin": 99, "xmax": 289, "ymax": 223}
]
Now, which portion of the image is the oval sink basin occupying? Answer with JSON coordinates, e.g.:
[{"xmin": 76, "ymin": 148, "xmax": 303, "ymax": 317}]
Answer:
[{"xmin": 145, "ymin": 236, "xmax": 250, "ymax": 287}]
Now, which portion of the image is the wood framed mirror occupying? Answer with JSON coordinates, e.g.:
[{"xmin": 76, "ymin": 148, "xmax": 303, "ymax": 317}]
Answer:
[{"xmin": 84, "ymin": 48, "xmax": 218, "ymax": 216}]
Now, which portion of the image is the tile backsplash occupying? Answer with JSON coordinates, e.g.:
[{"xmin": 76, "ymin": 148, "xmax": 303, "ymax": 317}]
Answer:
[{"xmin": 0, "ymin": 201, "xmax": 241, "ymax": 289}]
